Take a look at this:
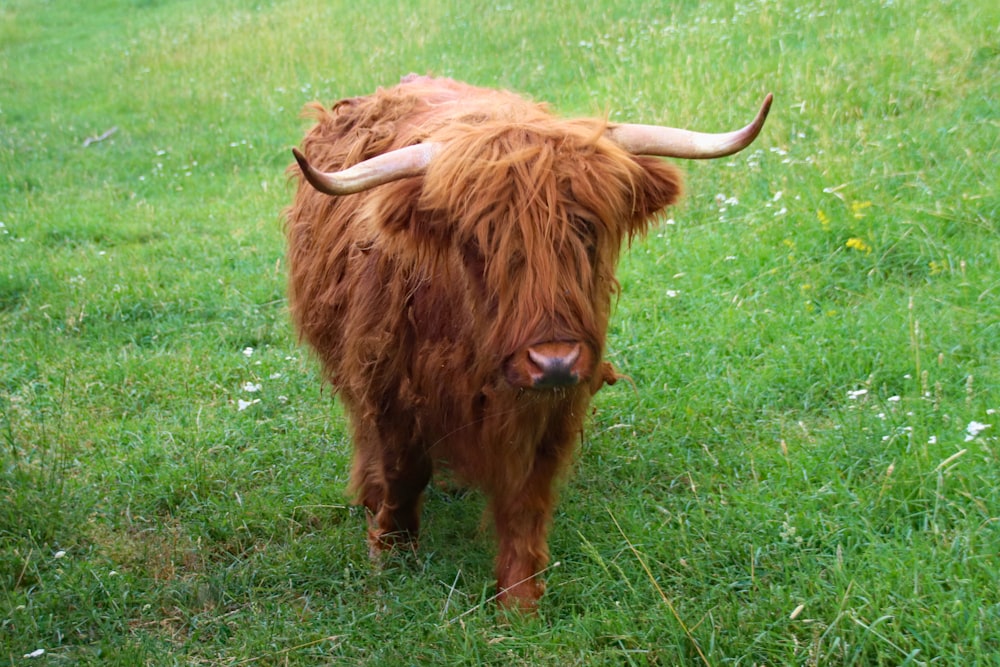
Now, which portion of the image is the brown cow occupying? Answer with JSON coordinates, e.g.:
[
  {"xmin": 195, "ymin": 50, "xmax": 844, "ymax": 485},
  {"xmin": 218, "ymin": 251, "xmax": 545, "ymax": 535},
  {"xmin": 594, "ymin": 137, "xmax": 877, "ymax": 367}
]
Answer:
[{"xmin": 285, "ymin": 75, "xmax": 770, "ymax": 609}]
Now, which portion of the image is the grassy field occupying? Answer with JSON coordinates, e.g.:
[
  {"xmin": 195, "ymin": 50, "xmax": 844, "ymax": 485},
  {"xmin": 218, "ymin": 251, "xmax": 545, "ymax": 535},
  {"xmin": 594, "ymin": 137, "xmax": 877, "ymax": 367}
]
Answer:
[{"xmin": 2, "ymin": 0, "xmax": 998, "ymax": 663}]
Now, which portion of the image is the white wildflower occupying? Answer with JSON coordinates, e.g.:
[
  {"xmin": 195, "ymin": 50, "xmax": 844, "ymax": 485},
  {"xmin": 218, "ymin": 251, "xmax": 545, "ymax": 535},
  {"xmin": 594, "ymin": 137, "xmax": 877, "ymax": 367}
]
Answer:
[
  {"xmin": 242, "ymin": 347, "xmax": 254, "ymax": 358},
  {"xmin": 237, "ymin": 398, "xmax": 260, "ymax": 411},
  {"xmin": 964, "ymin": 421, "xmax": 991, "ymax": 442},
  {"xmin": 847, "ymin": 389, "xmax": 868, "ymax": 400},
  {"xmin": 715, "ymin": 193, "xmax": 739, "ymax": 208},
  {"xmin": 241, "ymin": 382, "xmax": 262, "ymax": 393}
]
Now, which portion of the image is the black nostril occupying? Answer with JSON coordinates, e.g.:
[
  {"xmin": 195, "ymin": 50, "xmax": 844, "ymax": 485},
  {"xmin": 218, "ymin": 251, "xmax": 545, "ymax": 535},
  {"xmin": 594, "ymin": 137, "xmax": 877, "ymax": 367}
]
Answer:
[{"xmin": 527, "ymin": 344, "xmax": 582, "ymax": 388}]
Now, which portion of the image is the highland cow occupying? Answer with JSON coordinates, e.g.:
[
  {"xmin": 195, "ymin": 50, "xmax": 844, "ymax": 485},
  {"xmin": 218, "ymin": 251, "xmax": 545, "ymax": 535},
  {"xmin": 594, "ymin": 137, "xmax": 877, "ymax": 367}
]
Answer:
[{"xmin": 285, "ymin": 75, "xmax": 770, "ymax": 608}]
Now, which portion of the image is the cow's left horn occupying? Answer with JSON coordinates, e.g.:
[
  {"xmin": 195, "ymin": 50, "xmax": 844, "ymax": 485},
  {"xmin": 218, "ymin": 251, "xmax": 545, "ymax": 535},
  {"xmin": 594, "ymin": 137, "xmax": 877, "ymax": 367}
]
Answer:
[
  {"xmin": 293, "ymin": 142, "xmax": 440, "ymax": 195},
  {"xmin": 606, "ymin": 93, "xmax": 773, "ymax": 159}
]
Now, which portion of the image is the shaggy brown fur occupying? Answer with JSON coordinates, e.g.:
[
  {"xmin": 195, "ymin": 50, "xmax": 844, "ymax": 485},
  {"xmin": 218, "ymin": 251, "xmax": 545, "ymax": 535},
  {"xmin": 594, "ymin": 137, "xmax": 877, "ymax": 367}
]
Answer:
[{"xmin": 285, "ymin": 75, "xmax": 682, "ymax": 608}]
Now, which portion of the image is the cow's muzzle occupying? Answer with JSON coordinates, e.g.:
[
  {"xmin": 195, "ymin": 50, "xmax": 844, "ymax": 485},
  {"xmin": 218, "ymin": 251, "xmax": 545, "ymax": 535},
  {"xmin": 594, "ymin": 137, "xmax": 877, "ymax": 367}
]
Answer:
[{"xmin": 505, "ymin": 341, "xmax": 594, "ymax": 390}]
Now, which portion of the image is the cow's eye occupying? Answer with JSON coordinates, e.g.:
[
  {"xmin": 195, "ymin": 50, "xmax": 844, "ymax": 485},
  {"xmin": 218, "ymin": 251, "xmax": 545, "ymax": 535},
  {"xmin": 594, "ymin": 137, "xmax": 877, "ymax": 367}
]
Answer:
[
  {"xmin": 461, "ymin": 240, "xmax": 488, "ymax": 293},
  {"xmin": 573, "ymin": 216, "xmax": 599, "ymax": 264}
]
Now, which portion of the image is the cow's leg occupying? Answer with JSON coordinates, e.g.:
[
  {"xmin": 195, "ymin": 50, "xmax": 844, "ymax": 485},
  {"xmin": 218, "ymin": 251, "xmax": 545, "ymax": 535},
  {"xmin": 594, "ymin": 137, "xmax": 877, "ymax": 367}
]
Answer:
[
  {"xmin": 350, "ymin": 419, "xmax": 432, "ymax": 558},
  {"xmin": 491, "ymin": 451, "xmax": 562, "ymax": 610},
  {"xmin": 348, "ymin": 421, "xmax": 384, "ymax": 518},
  {"xmin": 369, "ymin": 443, "xmax": 432, "ymax": 551},
  {"xmin": 348, "ymin": 417, "xmax": 431, "ymax": 555}
]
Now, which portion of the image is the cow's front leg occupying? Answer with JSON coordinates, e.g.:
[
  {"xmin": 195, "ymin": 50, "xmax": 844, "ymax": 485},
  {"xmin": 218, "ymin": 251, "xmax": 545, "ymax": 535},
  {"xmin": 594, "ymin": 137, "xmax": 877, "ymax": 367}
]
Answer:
[
  {"xmin": 490, "ymin": 453, "xmax": 561, "ymax": 610},
  {"xmin": 369, "ymin": 443, "xmax": 432, "ymax": 551},
  {"xmin": 349, "ymin": 417, "xmax": 431, "ymax": 555}
]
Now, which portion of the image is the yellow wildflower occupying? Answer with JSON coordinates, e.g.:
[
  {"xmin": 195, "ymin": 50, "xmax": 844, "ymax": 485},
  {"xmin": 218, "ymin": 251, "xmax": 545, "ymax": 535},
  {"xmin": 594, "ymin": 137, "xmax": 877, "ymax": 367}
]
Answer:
[
  {"xmin": 817, "ymin": 209, "xmax": 831, "ymax": 231},
  {"xmin": 851, "ymin": 201, "xmax": 873, "ymax": 219},
  {"xmin": 846, "ymin": 237, "xmax": 872, "ymax": 254}
]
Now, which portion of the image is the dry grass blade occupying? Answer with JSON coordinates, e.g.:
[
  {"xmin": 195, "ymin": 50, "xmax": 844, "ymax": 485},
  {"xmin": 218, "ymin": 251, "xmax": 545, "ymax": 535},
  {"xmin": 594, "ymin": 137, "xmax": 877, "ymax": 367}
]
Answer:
[{"xmin": 608, "ymin": 509, "xmax": 711, "ymax": 667}]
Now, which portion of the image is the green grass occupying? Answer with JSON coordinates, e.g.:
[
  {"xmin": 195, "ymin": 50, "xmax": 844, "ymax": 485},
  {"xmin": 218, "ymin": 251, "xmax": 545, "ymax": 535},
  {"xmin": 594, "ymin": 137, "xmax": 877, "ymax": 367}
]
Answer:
[{"xmin": 2, "ymin": 0, "xmax": 998, "ymax": 663}]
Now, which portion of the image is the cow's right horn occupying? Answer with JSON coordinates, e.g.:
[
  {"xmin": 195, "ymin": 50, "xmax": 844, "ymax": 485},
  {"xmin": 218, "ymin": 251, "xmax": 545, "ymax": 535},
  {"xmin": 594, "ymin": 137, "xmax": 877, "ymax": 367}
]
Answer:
[{"xmin": 293, "ymin": 142, "xmax": 440, "ymax": 196}]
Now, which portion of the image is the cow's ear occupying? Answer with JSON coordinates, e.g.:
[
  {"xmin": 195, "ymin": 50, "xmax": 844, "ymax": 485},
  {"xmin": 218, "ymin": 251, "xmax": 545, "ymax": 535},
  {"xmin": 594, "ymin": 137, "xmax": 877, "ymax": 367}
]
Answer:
[
  {"xmin": 362, "ymin": 179, "xmax": 456, "ymax": 249},
  {"xmin": 629, "ymin": 156, "xmax": 684, "ymax": 231}
]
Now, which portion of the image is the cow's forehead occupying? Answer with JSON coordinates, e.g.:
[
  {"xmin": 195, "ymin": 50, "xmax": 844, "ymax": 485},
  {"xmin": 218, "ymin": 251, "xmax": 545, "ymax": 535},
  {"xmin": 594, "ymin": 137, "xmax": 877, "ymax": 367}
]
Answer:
[{"xmin": 419, "ymin": 121, "xmax": 642, "ymax": 219}]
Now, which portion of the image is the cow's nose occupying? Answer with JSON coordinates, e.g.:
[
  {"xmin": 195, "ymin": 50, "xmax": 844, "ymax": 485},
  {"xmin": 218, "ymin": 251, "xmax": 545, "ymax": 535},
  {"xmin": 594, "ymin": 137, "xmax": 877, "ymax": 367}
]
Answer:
[
  {"xmin": 504, "ymin": 341, "xmax": 595, "ymax": 389},
  {"xmin": 525, "ymin": 342, "xmax": 585, "ymax": 388}
]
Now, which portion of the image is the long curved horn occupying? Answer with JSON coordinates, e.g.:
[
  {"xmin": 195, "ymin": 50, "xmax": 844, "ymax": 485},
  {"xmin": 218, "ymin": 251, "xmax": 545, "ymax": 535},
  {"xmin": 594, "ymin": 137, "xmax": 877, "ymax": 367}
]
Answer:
[
  {"xmin": 606, "ymin": 93, "xmax": 773, "ymax": 159},
  {"xmin": 292, "ymin": 142, "xmax": 440, "ymax": 196}
]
